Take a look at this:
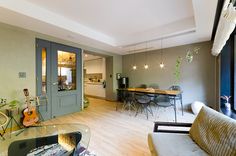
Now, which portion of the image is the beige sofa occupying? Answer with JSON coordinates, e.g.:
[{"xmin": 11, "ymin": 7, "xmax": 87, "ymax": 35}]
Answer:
[{"xmin": 148, "ymin": 106, "xmax": 236, "ymax": 156}]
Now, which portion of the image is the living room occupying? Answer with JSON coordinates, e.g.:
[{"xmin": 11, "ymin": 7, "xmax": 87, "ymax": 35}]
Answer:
[{"xmin": 0, "ymin": 0, "xmax": 235, "ymax": 156}]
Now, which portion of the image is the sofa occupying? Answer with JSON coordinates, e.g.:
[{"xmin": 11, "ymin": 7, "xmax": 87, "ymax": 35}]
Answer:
[{"xmin": 148, "ymin": 106, "xmax": 236, "ymax": 156}]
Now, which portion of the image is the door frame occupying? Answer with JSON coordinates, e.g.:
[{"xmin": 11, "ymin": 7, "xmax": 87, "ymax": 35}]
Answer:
[{"xmin": 36, "ymin": 38, "xmax": 83, "ymax": 119}]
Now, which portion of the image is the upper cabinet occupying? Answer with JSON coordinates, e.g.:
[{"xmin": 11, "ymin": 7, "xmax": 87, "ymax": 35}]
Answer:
[{"xmin": 84, "ymin": 58, "xmax": 106, "ymax": 75}]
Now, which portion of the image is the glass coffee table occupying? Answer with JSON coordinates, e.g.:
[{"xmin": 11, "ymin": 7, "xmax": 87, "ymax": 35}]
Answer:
[{"xmin": 0, "ymin": 124, "xmax": 90, "ymax": 156}]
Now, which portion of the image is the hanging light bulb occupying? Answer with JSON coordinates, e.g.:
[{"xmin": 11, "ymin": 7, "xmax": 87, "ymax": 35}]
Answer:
[
  {"xmin": 131, "ymin": 46, "xmax": 137, "ymax": 70},
  {"xmin": 144, "ymin": 41, "xmax": 149, "ymax": 70},
  {"xmin": 144, "ymin": 64, "xmax": 149, "ymax": 69},
  {"xmin": 160, "ymin": 62, "xmax": 164, "ymax": 69},
  {"xmin": 160, "ymin": 38, "xmax": 165, "ymax": 69}
]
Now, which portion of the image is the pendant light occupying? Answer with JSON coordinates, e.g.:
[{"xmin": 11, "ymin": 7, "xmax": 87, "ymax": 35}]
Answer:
[
  {"xmin": 160, "ymin": 39, "xmax": 165, "ymax": 69},
  {"xmin": 132, "ymin": 47, "xmax": 137, "ymax": 70},
  {"xmin": 144, "ymin": 42, "xmax": 149, "ymax": 69}
]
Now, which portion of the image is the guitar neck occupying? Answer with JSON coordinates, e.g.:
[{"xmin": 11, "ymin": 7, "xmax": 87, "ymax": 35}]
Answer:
[{"xmin": 26, "ymin": 96, "xmax": 30, "ymax": 106}]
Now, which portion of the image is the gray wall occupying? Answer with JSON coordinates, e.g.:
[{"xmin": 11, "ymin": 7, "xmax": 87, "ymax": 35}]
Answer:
[
  {"xmin": 0, "ymin": 22, "xmax": 122, "ymax": 105},
  {"xmin": 122, "ymin": 41, "xmax": 216, "ymax": 108},
  {"xmin": 106, "ymin": 55, "xmax": 123, "ymax": 101}
]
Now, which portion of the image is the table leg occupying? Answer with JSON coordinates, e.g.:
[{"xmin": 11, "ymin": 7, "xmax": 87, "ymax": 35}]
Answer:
[
  {"xmin": 180, "ymin": 94, "xmax": 183, "ymax": 116},
  {"xmin": 174, "ymin": 98, "xmax": 177, "ymax": 122}
]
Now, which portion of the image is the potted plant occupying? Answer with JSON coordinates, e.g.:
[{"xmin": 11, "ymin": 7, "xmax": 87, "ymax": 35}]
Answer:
[{"xmin": 174, "ymin": 56, "xmax": 183, "ymax": 85}]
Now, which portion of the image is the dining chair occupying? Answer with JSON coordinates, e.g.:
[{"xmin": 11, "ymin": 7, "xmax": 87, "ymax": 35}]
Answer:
[
  {"xmin": 169, "ymin": 85, "xmax": 183, "ymax": 115},
  {"xmin": 122, "ymin": 90, "xmax": 136, "ymax": 113},
  {"xmin": 148, "ymin": 84, "xmax": 159, "ymax": 104},
  {"xmin": 134, "ymin": 93, "xmax": 153, "ymax": 119},
  {"xmin": 138, "ymin": 84, "xmax": 147, "ymax": 89}
]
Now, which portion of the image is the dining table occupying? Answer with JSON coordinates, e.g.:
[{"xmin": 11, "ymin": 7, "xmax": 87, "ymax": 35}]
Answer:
[{"xmin": 117, "ymin": 88, "xmax": 183, "ymax": 122}]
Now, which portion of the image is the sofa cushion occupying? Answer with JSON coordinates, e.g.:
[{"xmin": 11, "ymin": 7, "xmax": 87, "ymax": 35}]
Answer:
[
  {"xmin": 190, "ymin": 106, "xmax": 236, "ymax": 156},
  {"xmin": 148, "ymin": 133, "xmax": 208, "ymax": 156}
]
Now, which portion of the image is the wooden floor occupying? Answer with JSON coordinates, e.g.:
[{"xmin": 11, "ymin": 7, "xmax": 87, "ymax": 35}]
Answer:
[{"xmin": 44, "ymin": 98, "xmax": 196, "ymax": 156}]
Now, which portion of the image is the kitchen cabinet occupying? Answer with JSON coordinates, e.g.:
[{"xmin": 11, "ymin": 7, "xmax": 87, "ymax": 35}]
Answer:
[{"xmin": 84, "ymin": 82, "xmax": 105, "ymax": 98}]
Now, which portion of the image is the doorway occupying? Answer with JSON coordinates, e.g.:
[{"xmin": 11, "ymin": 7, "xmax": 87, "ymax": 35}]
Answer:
[
  {"xmin": 83, "ymin": 52, "xmax": 106, "ymax": 100},
  {"xmin": 36, "ymin": 39, "xmax": 82, "ymax": 119}
]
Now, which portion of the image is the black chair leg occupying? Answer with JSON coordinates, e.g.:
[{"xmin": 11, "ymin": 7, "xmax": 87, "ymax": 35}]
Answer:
[
  {"xmin": 135, "ymin": 105, "xmax": 141, "ymax": 117},
  {"xmin": 148, "ymin": 105, "xmax": 153, "ymax": 116},
  {"xmin": 0, "ymin": 132, "xmax": 5, "ymax": 140},
  {"xmin": 145, "ymin": 107, "xmax": 148, "ymax": 119},
  {"xmin": 180, "ymin": 96, "xmax": 184, "ymax": 116}
]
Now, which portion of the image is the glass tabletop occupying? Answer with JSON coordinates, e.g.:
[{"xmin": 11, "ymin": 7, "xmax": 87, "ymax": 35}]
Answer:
[{"xmin": 0, "ymin": 123, "xmax": 90, "ymax": 156}]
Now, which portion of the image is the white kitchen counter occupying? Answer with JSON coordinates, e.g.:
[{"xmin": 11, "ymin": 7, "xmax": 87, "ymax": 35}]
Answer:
[{"xmin": 84, "ymin": 82, "xmax": 105, "ymax": 98}]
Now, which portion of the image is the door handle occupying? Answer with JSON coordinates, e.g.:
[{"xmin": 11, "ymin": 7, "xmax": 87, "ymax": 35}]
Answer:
[{"xmin": 52, "ymin": 82, "xmax": 58, "ymax": 85}]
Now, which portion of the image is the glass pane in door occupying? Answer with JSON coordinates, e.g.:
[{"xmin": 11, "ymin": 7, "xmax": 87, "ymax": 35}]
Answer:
[
  {"xmin": 58, "ymin": 51, "xmax": 76, "ymax": 91},
  {"xmin": 42, "ymin": 48, "xmax": 47, "ymax": 95}
]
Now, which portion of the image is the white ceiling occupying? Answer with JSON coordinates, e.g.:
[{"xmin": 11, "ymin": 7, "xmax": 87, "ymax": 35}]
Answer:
[
  {"xmin": 83, "ymin": 53, "xmax": 102, "ymax": 61},
  {"xmin": 0, "ymin": 0, "xmax": 218, "ymax": 55}
]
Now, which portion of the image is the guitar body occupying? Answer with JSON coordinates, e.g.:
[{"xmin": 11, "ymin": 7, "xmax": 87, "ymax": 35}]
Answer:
[
  {"xmin": 22, "ymin": 88, "xmax": 39, "ymax": 127},
  {"xmin": 22, "ymin": 107, "xmax": 39, "ymax": 127}
]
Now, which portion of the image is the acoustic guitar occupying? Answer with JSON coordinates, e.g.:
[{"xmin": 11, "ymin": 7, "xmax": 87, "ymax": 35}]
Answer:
[{"xmin": 22, "ymin": 88, "xmax": 39, "ymax": 127}]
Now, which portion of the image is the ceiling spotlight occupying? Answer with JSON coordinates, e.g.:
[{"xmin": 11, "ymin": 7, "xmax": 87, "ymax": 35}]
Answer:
[
  {"xmin": 144, "ymin": 64, "xmax": 149, "ymax": 69},
  {"xmin": 160, "ymin": 62, "xmax": 165, "ymax": 69},
  {"xmin": 132, "ymin": 65, "xmax": 137, "ymax": 70}
]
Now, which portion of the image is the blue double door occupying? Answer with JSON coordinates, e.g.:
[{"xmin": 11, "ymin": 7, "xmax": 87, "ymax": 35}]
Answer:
[{"xmin": 36, "ymin": 39, "xmax": 82, "ymax": 119}]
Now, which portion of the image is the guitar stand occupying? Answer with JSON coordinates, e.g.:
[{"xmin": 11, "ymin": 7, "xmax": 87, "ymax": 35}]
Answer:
[
  {"xmin": 2, "ymin": 109, "xmax": 22, "ymax": 137},
  {"xmin": 0, "ymin": 130, "xmax": 5, "ymax": 140}
]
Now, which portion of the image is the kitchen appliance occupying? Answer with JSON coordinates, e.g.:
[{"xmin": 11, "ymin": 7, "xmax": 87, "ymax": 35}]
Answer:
[{"xmin": 118, "ymin": 77, "xmax": 129, "ymax": 89}]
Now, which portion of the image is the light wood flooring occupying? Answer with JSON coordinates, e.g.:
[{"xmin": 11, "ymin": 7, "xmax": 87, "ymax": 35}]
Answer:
[{"xmin": 44, "ymin": 98, "xmax": 196, "ymax": 156}]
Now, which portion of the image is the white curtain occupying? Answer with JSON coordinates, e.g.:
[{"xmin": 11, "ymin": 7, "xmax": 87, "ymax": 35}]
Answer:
[{"xmin": 212, "ymin": 3, "xmax": 236, "ymax": 56}]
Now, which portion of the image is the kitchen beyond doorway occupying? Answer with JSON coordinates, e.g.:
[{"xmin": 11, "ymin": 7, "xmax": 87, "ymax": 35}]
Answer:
[{"xmin": 83, "ymin": 52, "xmax": 106, "ymax": 99}]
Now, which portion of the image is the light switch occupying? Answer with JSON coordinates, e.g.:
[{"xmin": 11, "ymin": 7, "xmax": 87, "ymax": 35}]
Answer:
[{"xmin": 19, "ymin": 72, "xmax": 26, "ymax": 78}]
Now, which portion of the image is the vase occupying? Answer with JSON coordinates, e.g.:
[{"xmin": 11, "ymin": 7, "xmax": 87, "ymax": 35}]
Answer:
[{"xmin": 225, "ymin": 103, "xmax": 231, "ymax": 109}]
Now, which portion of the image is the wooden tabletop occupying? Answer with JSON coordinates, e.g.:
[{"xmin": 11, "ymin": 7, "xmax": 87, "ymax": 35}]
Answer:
[{"xmin": 117, "ymin": 88, "xmax": 182, "ymax": 96}]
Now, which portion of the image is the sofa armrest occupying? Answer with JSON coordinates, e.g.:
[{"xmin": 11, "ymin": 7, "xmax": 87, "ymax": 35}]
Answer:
[{"xmin": 153, "ymin": 122, "xmax": 192, "ymax": 134}]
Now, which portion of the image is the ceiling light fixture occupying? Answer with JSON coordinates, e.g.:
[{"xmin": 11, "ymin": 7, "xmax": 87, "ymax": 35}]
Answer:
[
  {"xmin": 160, "ymin": 38, "xmax": 165, "ymax": 69},
  {"xmin": 144, "ymin": 42, "xmax": 149, "ymax": 70},
  {"xmin": 132, "ymin": 47, "xmax": 137, "ymax": 70}
]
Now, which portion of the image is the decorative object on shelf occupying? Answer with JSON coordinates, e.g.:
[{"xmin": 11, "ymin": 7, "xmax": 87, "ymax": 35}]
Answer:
[
  {"xmin": 174, "ymin": 47, "xmax": 200, "ymax": 85},
  {"xmin": 191, "ymin": 101, "xmax": 205, "ymax": 115},
  {"xmin": 160, "ymin": 38, "xmax": 165, "ymax": 69},
  {"xmin": 221, "ymin": 95, "xmax": 231, "ymax": 109}
]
